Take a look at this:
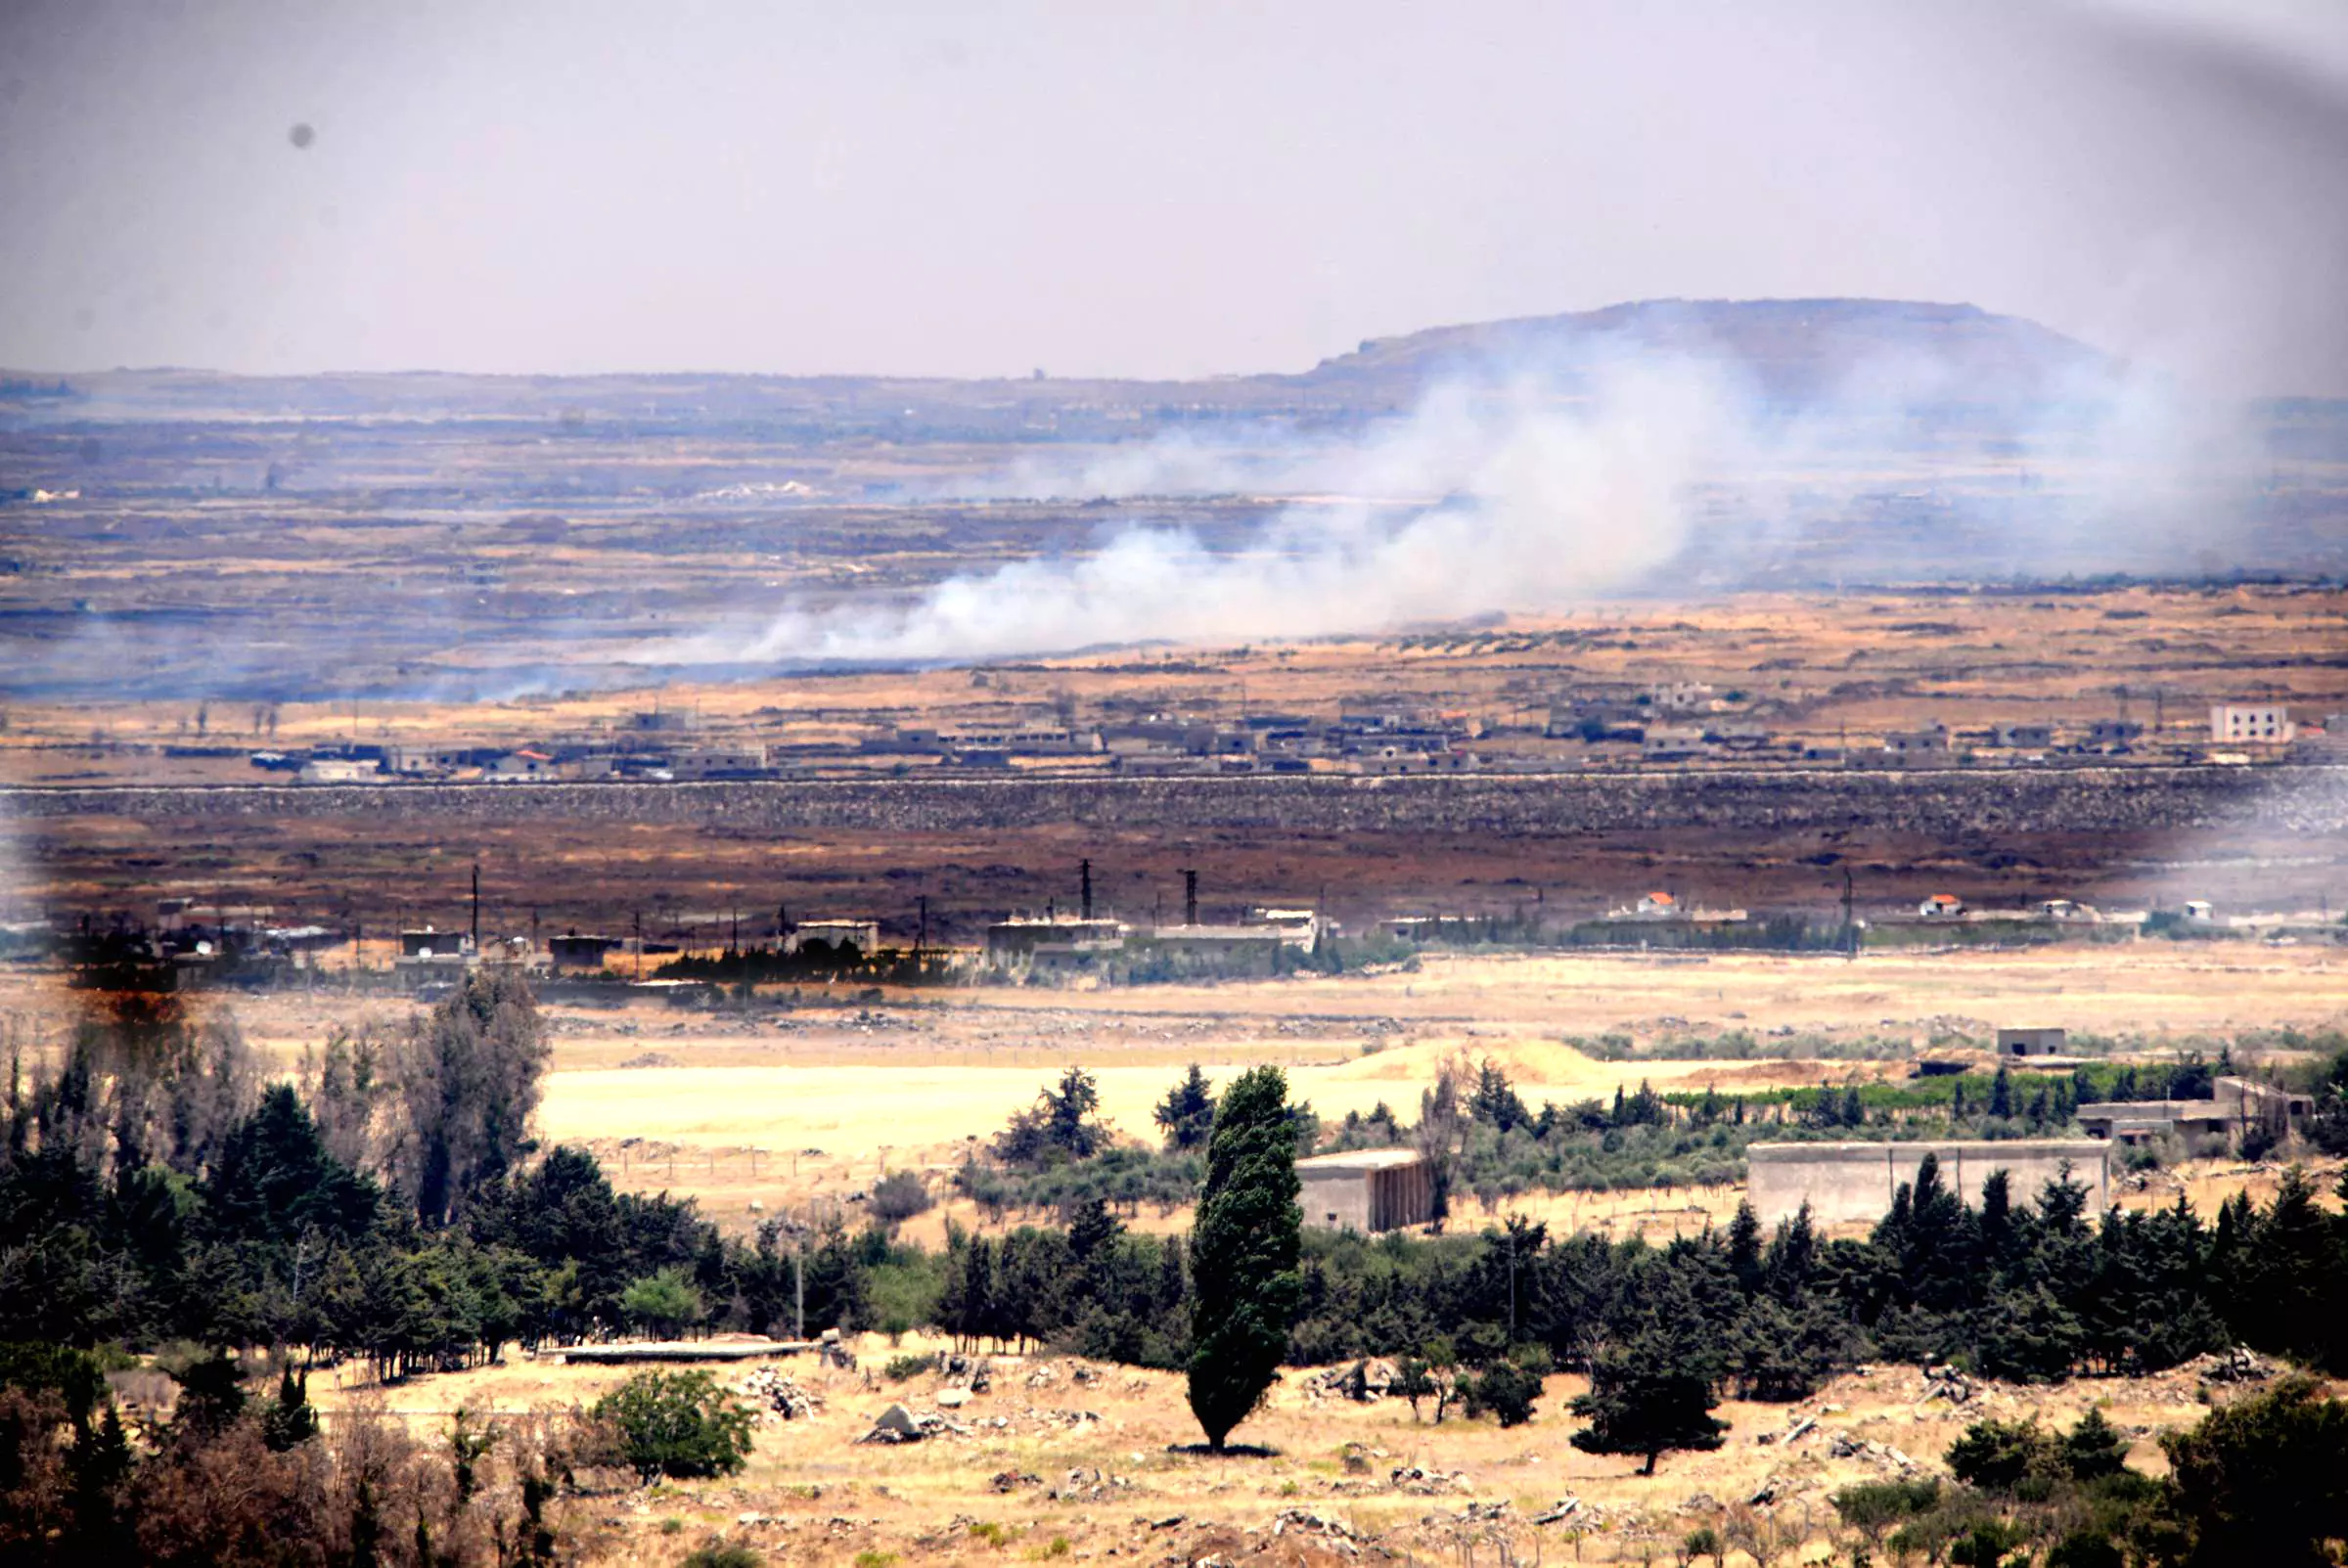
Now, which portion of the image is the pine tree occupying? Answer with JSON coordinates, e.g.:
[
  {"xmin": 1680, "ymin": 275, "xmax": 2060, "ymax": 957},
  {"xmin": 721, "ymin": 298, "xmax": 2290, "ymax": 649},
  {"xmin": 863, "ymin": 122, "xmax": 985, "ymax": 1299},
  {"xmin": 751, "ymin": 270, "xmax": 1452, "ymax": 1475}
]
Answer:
[
  {"xmin": 1152, "ymin": 1065, "xmax": 1216, "ymax": 1149},
  {"xmin": 1726, "ymin": 1201, "xmax": 1763, "ymax": 1294},
  {"xmin": 1187, "ymin": 1065, "xmax": 1302, "ymax": 1452},
  {"xmin": 1569, "ymin": 1328, "xmax": 1728, "ymax": 1474},
  {"xmin": 260, "ymin": 1366, "xmax": 318, "ymax": 1450}
]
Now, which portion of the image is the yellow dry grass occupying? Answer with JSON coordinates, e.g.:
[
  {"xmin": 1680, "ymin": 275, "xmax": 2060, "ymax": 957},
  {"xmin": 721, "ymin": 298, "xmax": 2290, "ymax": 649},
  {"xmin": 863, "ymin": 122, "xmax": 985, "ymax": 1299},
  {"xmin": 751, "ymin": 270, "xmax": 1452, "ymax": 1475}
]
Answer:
[{"xmin": 306, "ymin": 1334, "xmax": 2282, "ymax": 1567}]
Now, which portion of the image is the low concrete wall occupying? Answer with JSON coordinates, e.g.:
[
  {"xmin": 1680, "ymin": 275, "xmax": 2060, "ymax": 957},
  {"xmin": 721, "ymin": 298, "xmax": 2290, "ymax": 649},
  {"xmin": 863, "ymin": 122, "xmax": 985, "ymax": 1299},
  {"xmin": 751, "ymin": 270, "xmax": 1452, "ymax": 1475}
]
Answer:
[{"xmin": 1747, "ymin": 1140, "xmax": 2109, "ymax": 1227}]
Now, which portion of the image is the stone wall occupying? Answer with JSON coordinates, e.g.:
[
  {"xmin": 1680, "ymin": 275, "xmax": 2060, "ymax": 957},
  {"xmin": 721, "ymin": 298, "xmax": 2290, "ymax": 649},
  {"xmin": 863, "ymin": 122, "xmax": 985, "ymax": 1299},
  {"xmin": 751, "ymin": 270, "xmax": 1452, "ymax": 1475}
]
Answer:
[
  {"xmin": 1747, "ymin": 1139, "xmax": 2110, "ymax": 1227},
  {"xmin": 10, "ymin": 764, "xmax": 2345, "ymax": 837}
]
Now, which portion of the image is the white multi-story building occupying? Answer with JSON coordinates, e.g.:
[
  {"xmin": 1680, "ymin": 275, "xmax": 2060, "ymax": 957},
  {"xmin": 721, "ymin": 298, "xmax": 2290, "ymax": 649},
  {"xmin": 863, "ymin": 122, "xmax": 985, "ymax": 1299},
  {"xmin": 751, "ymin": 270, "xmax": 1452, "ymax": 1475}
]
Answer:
[{"xmin": 2210, "ymin": 704, "xmax": 2294, "ymax": 744}]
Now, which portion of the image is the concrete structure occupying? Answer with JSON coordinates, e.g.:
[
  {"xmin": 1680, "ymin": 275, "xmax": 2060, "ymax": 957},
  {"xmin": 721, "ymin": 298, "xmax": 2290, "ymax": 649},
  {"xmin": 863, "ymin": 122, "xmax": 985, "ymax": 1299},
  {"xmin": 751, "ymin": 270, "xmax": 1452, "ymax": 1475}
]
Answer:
[
  {"xmin": 2076, "ymin": 1077, "xmax": 2314, "ymax": 1148},
  {"xmin": 2088, "ymin": 719, "xmax": 2145, "ymax": 747},
  {"xmin": 2073, "ymin": 1099, "xmax": 2233, "ymax": 1146},
  {"xmin": 484, "ymin": 748, "xmax": 557, "ymax": 782},
  {"xmin": 986, "ymin": 917, "xmax": 1128, "ymax": 961},
  {"xmin": 2210, "ymin": 704, "xmax": 2294, "ymax": 744},
  {"xmin": 1243, "ymin": 907, "xmax": 1330, "ymax": 949},
  {"xmin": 785, "ymin": 918, "xmax": 881, "ymax": 957},
  {"xmin": 1998, "ymin": 1027, "xmax": 2068, "ymax": 1058},
  {"xmin": 1746, "ymin": 1140, "xmax": 2109, "ymax": 1227},
  {"xmin": 548, "ymin": 933, "xmax": 620, "ymax": 971},
  {"xmin": 1883, "ymin": 725, "xmax": 1951, "ymax": 762},
  {"xmin": 1296, "ymin": 1147, "xmax": 1434, "ymax": 1232},
  {"xmin": 298, "ymin": 756, "xmax": 379, "ymax": 784},
  {"xmin": 1643, "ymin": 725, "xmax": 1707, "ymax": 761},
  {"xmin": 1141, "ymin": 924, "xmax": 1284, "ymax": 974},
  {"xmin": 399, "ymin": 927, "xmax": 470, "ymax": 960}
]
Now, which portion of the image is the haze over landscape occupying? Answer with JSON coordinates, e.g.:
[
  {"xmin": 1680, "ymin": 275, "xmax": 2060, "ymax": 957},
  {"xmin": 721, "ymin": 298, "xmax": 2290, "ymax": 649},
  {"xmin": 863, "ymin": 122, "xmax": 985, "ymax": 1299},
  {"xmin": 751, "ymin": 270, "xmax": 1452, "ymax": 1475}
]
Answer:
[{"xmin": 4, "ymin": 7, "xmax": 2348, "ymax": 1568}]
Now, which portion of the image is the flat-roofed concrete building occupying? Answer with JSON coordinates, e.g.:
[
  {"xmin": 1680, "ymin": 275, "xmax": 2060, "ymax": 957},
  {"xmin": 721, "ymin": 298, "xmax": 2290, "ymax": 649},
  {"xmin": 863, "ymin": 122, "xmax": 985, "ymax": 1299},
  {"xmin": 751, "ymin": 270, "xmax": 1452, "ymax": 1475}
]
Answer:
[
  {"xmin": 1747, "ymin": 1140, "xmax": 2108, "ymax": 1227},
  {"xmin": 1296, "ymin": 1148, "xmax": 1433, "ymax": 1232},
  {"xmin": 1998, "ymin": 1027, "xmax": 2068, "ymax": 1058},
  {"xmin": 785, "ymin": 919, "xmax": 881, "ymax": 957},
  {"xmin": 2076, "ymin": 1077, "xmax": 2315, "ymax": 1148}
]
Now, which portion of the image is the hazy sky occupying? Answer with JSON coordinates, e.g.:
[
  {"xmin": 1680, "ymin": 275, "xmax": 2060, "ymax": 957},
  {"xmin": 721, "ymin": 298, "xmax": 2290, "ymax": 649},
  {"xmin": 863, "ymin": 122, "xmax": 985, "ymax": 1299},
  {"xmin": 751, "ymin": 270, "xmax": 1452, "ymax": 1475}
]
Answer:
[{"xmin": 3, "ymin": 1, "xmax": 2345, "ymax": 394}]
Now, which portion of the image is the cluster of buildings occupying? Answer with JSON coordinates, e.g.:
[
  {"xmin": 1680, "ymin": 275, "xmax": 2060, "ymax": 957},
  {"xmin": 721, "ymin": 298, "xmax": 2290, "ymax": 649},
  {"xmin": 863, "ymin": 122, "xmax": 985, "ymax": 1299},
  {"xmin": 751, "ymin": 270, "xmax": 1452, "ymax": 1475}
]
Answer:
[
  {"xmin": 865, "ymin": 700, "xmax": 1488, "ymax": 777},
  {"xmin": 248, "ymin": 691, "xmax": 2348, "ymax": 787},
  {"xmin": 259, "ymin": 709, "xmax": 774, "ymax": 785},
  {"xmin": 982, "ymin": 866, "xmax": 1330, "ymax": 977}
]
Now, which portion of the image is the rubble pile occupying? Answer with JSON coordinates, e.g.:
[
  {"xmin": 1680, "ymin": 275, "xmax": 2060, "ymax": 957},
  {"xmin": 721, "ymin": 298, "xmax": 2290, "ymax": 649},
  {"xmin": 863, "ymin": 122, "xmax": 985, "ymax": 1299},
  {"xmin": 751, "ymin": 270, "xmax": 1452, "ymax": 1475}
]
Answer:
[
  {"xmin": 1531, "ymin": 1494, "xmax": 1613, "ymax": 1527},
  {"xmin": 1918, "ymin": 1363, "xmax": 1977, "ymax": 1407},
  {"xmin": 939, "ymin": 1352, "xmax": 993, "ymax": 1393},
  {"xmin": 1829, "ymin": 1431, "xmax": 1925, "ymax": 1474},
  {"xmin": 1271, "ymin": 1508, "xmax": 1363, "ymax": 1556},
  {"xmin": 1388, "ymin": 1464, "xmax": 1472, "ymax": 1496},
  {"xmin": 1049, "ymin": 1465, "xmax": 1132, "ymax": 1502},
  {"xmin": 1303, "ymin": 1358, "xmax": 1401, "ymax": 1403},
  {"xmin": 2194, "ymin": 1346, "xmax": 2273, "ymax": 1384},
  {"xmin": 729, "ymin": 1366, "xmax": 821, "ymax": 1420}
]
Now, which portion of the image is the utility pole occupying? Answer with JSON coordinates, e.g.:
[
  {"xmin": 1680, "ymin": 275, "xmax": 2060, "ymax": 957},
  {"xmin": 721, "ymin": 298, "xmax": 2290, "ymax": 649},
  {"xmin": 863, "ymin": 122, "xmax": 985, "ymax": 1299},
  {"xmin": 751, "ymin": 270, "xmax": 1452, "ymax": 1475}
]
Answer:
[
  {"xmin": 470, "ymin": 863, "xmax": 480, "ymax": 952},
  {"xmin": 633, "ymin": 909, "xmax": 643, "ymax": 978},
  {"xmin": 1079, "ymin": 859, "xmax": 1092, "ymax": 922},
  {"xmin": 1842, "ymin": 865, "xmax": 1857, "ymax": 962},
  {"xmin": 916, "ymin": 895, "xmax": 928, "ymax": 961}
]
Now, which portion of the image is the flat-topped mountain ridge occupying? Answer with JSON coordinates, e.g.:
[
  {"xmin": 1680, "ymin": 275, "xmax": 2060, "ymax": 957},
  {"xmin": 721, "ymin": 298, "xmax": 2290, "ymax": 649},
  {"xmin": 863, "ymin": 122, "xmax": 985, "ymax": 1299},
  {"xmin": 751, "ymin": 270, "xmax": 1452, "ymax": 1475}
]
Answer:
[{"xmin": 0, "ymin": 297, "xmax": 2131, "ymax": 422}]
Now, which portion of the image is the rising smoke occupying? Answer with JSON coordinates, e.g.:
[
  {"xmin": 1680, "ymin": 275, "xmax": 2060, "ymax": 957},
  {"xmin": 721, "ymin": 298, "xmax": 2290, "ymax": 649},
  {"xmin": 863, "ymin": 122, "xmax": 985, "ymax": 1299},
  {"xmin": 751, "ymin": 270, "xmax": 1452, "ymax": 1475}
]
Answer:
[
  {"xmin": 653, "ymin": 335, "xmax": 2267, "ymax": 670},
  {"xmin": 687, "ymin": 357, "xmax": 1741, "ymax": 665}
]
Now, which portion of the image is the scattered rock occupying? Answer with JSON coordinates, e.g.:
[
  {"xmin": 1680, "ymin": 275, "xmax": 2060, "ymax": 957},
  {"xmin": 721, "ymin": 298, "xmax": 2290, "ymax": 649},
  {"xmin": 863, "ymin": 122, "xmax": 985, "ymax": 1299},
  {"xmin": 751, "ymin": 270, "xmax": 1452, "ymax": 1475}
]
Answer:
[
  {"xmin": 854, "ymin": 1403, "xmax": 971, "ymax": 1444},
  {"xmin": 729, "ymin": 1366, "xmax": 821, "ymax": 1420},
  {"xmin": 2199, "ymin": 1346, "xmax": 2273, "ymax": 1384}
]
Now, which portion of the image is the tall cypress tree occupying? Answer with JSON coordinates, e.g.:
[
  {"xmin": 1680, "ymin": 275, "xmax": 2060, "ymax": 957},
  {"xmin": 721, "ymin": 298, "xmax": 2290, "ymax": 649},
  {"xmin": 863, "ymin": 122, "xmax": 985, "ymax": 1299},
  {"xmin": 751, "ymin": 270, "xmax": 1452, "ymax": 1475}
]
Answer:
[{"xmin": 1187, "ymin": 1065, "xmax": 1302, "ymax": 1452}]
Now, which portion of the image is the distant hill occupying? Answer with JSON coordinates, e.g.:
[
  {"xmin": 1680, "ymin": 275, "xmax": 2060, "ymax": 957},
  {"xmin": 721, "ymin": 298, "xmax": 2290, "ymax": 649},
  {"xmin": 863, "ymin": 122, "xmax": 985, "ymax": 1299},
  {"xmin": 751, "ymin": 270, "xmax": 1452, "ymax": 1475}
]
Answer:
[
  {"xmin": 0, "ymin": 298, "xmax": 2147, "ymax": 421},
  {"xmin": 1282, "ymin": 297, "xmax": 2121, "ymax": 408}
]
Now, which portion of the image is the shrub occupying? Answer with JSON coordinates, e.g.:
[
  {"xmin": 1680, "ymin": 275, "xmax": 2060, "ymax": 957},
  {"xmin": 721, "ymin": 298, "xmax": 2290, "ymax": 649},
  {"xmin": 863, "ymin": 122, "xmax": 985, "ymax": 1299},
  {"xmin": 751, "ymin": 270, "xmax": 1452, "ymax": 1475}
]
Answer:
[
  {"xmin": 881, "ymin": 1353, "xmax": 938, "ymax": 1382},
  {"xmin": 871, "ymin": 1171, "xmax": 933, "ymax": 1225},
  {"xmin": 684, "ymin": 1546, "xmax": 762, "ymax": 1568},
  {"xmin": 1946, "ymin": 1416, "xmax": 2055, "ymax": 1494},
  {"xmin": 592, "ymin": 1370, "xmax": 754, "ymax": 1483},
  {"xmin": 1462, "ymin": 1357, "xmax": 1545, "ymax": 1428}
]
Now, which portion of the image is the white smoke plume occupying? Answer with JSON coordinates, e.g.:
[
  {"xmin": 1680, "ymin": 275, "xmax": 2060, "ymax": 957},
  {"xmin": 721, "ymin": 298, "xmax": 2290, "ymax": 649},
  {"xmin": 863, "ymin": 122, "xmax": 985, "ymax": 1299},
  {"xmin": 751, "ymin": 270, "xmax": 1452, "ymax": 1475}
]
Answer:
[
  {"xmin": 661, "ymin": 356, "xmax": 1756, "ymax": 665},
  {"xmin": 648, "ymin": 336, "xmax": 2268, "ymax": 669}
]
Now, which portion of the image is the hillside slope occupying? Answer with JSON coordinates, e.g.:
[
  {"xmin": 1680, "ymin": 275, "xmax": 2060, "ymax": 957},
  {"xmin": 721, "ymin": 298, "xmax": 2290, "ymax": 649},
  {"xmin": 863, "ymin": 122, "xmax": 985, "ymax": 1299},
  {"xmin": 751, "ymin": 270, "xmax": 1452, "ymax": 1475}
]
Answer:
[{"xmin": 1284, "ymin": 297, "xmax": 2119, "ymax": 407}]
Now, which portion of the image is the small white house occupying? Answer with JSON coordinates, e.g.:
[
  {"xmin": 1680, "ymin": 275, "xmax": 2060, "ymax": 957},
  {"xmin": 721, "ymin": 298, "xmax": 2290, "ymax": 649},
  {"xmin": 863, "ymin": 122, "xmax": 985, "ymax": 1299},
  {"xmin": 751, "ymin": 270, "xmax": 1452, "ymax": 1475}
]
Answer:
[{"xmin": 1919, "ymin": 893, "xmax": 1964, "ymax": 919}]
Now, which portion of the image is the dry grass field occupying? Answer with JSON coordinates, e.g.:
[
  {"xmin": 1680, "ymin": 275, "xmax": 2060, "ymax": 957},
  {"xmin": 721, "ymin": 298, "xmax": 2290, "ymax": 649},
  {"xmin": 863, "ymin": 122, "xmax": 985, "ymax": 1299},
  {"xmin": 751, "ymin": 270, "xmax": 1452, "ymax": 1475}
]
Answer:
[{"xmin": 297, "ymin": 1332, "xmax": 2283, "ymax": 1567}]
